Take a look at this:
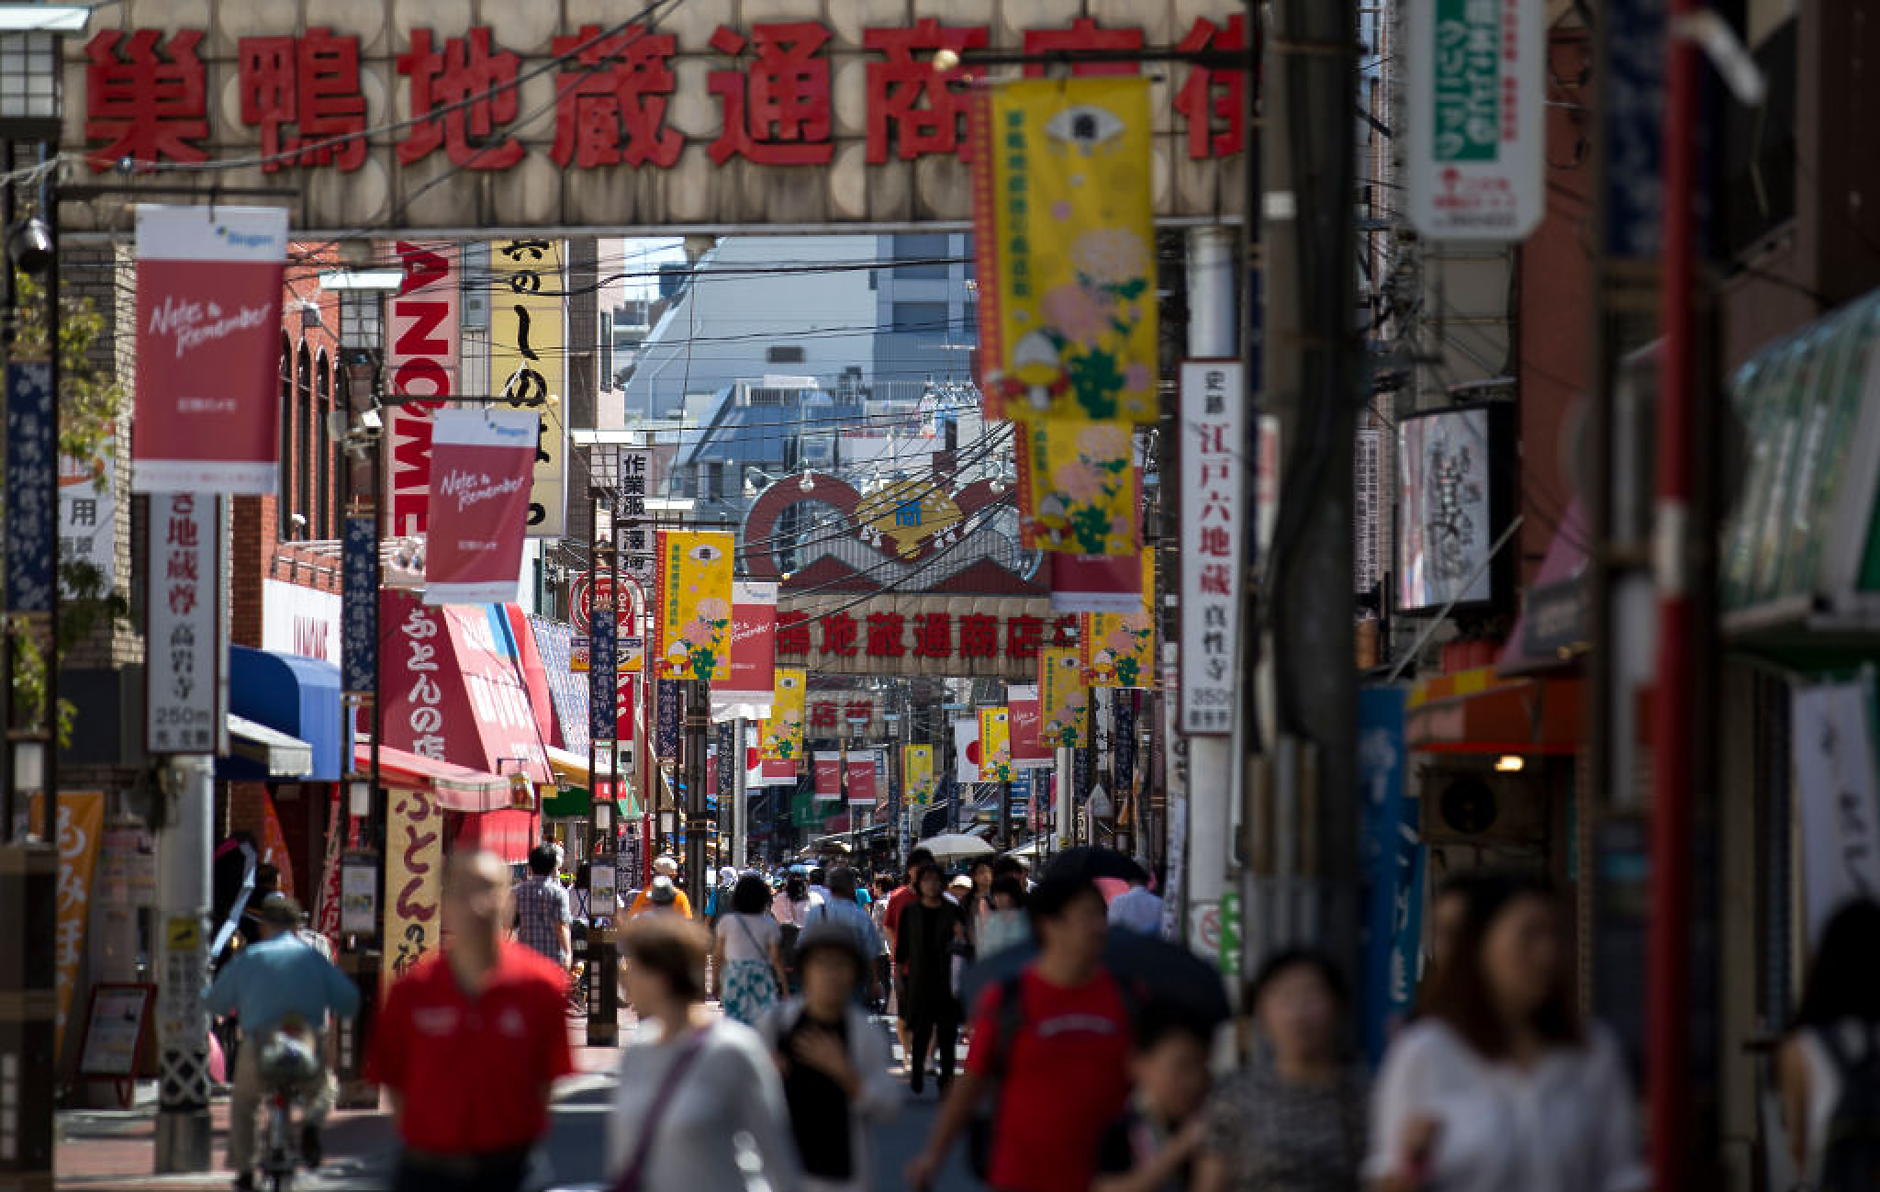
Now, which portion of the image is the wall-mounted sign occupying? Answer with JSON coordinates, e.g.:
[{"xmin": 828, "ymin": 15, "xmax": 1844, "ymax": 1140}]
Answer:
[
  {"xmin": 341, "ymin": 516, "xmax": 376, "ymax": 696},
  {"xmin": 59, "ymin": 438, "xmax": 116, "ymax": 597},
  {"xmin": 263, "ymin": 579, "xmax": 341, "ymax": 663},
  {"xmin": 1396, "ymin": 403, "xmax": 1513, "ymax": 615},
  {"xmin": 7, "ymin": 361, "xmax": 55, "ymax": 613},
  {"xmin": 1404, "ymin": 0, "xmax": 1545, "ymax": 241},
  {"xmin": 385, "ymin": 242, "xmax": 459, "ymax": 536},
  {"xmin": 146, "ymin": 493, "xmax": 225, "ymax": 755},
  {"xmin": 490, "ymin": 240, "xmax": 567, "ymax": 537},
  {"xmin": 69, "ymin": 6, "xmax": 1249, "ymax": 235},
  {"xmin": 1178, "ymin": 360, "xmax": 1242, "ymax": 736},
  {"xmin": 777, "ymin": 595, "xmax": 1072, "ymax": 681}
]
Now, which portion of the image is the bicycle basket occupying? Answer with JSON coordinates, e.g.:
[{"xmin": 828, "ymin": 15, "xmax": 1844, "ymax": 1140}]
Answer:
[{"xmin": 256, "ymin": 1032, "xmax": 320, "ymax": 1085}]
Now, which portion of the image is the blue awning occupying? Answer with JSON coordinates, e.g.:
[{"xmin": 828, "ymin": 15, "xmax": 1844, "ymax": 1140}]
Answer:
[{"xmin": 219, "ymin": 647, "xmax": 347, "ymax": 782}]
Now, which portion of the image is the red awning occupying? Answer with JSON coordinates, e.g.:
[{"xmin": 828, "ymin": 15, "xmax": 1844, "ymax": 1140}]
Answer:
[
  {"xmin": 1405, "ymin": 667, "xmax": 1582, "ymax": 756},
  {"xmin": 454, "ymin": 807, "xmax": 537, "ymax": 865},
  {"xmin": 358, "ymin": 742, "xmax": 513, "ymax": 812}
]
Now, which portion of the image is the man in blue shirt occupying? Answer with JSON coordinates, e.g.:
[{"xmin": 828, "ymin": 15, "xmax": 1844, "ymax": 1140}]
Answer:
[
  {"xmin": 204, "ymin": 894, "xmax": 359, "ymax": 1191},
  {"xmin": 803, "ymin": 867, "xmax": 883, "ymax": 1004}
]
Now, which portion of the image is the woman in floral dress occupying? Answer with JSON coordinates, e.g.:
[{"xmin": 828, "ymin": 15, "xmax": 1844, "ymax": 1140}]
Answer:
[{"xmin": 712, "ymin": 874, "xmax": 789, "ymax": 1025}]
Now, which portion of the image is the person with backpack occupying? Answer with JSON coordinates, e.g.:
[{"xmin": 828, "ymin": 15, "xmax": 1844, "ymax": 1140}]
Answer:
[
  {"xmin": 756, "ymin": 923, "xmax": 900, "ymax": 1192},
  {"xmin": 803, "ymin": 867, "xmax": 883, "ymax": 1004},
  {"xmin": 1779, "ymin": 897, "xmax": 1880, "ymax": 1191},
  {"xmin": 1367, "ymin": 872, "xmax": 1645, "ymax": 1192},
  {"xmin": 904, "ymin": 874, "xmax": 1134, "ymax": 1192}
]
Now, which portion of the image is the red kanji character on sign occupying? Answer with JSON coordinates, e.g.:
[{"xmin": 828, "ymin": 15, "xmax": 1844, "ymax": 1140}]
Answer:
[
  {"xmin": 167, "ymin": 583, "xmax": 197, "ymax": 616},
  {"xmin": 822, "ymin": 611, "xmax": 858, "ymax": 657},
  {"xmin": 865, "ymin": 613, "xmax": 906, "ymax": 658},
  {"xmin": 810, "ymin": 701, "xmax": 838, "ymax": 730},
  {"xmin": 960, "ymin": 615, "xmax": 999, "ymax": 659},
  {"xmin": 1050, "ymin": 616, "xmax": 1078, "ymax": 649},
  {"xmin": 863, "ymin": 20, "xmax": 988, "ymax": 164},
  {"xmin": 911, "ymin": 612, "xmax": 952, "ymax": 659},
  {"xmin": 1200, "ymin": 564, "xmax": 1232, "ymax": 596},
  {"xmin": 845, "ymin": 700, "xmax": 872, "ymax": 724},
  {"xmin": 237, "ymin": 29, "xmax": 367, "ymax": 172},
  {"xmin": 550, "ymin": 25, "xmax": 682, "ymax": 169},
  {"xmin": 1198, "ymin": 525, "xmax": 1232, "ymax": 557},
  {"xmin": 397, "ymin": 27, "xmax": 525, "ymax": 169},
  {"xmin": 84, "ymin": 29, "xmax": 209, "ymax": 171},
  {"xmin": 1175, "ymin": 16, "xmax": 1249, "ymax": 160},
  {"xmin": 709, "ymin": 23, "xmax": 833, "ymax": 166},
  {"xmin": 1021, "ymin": 19, "xmax": 1141, "ymax": 78},
  {"xmin": 1006, "ymin": 615, "xmax": 1044, "ymax": 661},
  {"xmin": 777, "ymin": 610, "xmax": 811, "ymax": 656}
]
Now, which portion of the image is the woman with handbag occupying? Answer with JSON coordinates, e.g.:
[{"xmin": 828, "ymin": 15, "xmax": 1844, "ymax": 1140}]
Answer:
[
  {"xmin": 713, "ymin": 874, "xmax": 790, "ymax": 1025},
  {"xmin": 607, "ymin": 916, "xmax": 798, "ymax": 1192}
]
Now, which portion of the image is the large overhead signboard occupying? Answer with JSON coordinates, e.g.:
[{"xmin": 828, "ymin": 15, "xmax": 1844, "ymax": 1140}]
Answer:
[{"xmin": 65, "ymin": 4, "xmax": 1249, "ymax": 234}]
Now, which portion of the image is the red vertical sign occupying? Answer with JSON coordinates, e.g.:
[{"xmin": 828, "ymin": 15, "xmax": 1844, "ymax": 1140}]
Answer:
[
  {"xmin": 812, "ymin": 751, "xmax": 843, "ymax": 801},
  {"xmin": 385, "ymin": 242, "xmax": 460, "ymax": 535},
  {"xmin": 846, "ymin": 752, "xmax": 878, "ymax": 807},
  {"xmin": 1008, "ymin": 684, "xmax": 1049, "ymax": 768},
  {"xmin": 423, "ymin": 409, "xmax": 537, "ymax": 605}
]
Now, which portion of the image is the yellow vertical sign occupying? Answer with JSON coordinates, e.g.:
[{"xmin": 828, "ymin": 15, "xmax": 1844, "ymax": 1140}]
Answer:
[
  {"xmin": 904, "ymin": 744, "xmax": 935, "ymax": 805},
  {"xmin": 979, "ymin": 707, "xmax": 1014, "ymax": 782},
  {"xmin": 36, "ymin": 792, "xmax": 103, "ymax": 1057},
  {"xmin": 490, "ymin": 239, "xmax": 567, "ymax": 537},
  {"xmin": 381, "ymin": 786, "xmax": 443, "ymax": 995},
  {"xmin": 1038, "ymin": 647, "xmax": 1090, "ymax": 747},
  {"xmin": 654, "ymin": 530, "xmax": 735, "ymax": 681},
  {"xmin": 762, "ymin": 668, "xmax": 807, "ymax": 760},
  {"xmin": 1084, "ymin": 552, "xmax": 1156, "ymax": 687}
]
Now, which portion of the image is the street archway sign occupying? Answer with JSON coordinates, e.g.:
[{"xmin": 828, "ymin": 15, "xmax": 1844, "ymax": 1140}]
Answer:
[{"xmin": 64, "ymin": 2, "xmax": 1250, "ymax": 235}]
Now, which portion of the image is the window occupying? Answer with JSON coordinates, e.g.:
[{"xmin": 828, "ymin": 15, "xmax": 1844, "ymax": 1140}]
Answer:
[
  {"xmin": 277, "ymin": 334, "xmax": 293, "ymax": 537},
  {"xmin": 600, "ymin": 311, "xmax": 614, "ymax": 389},
  {"xmin": 893, "ymin": 234, "xmax": 950, "ymax": 279},
  {"xmin": 766, "ymin": 344, "xmax": 806, "ymax": 364},
  {"xmin": 338, "ymin": 292, "xmax": 381, "ymax": 351},
  {"xmin": 315, "ymin": 352, "xmax": 332, "ymax": 539},
  {"xmin": 892, "ymin": 302, "xmax": 949, "ymax": 334},
  {"xmin": 296, "ymin": 343, "xmax": 312, "ymax": 539}
]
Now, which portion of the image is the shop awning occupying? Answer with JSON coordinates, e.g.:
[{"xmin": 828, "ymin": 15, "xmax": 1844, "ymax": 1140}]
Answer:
[
  {"xmin": 356, "ymin": 741, "xmax": 514, "ymax": 812},
  {"xmin": 221, "ymin": 647, "xmax": 347, "ymax": 782},
  {"xmin": 1405, "ymin": 666, "xmax": 1582, "ymax": 756},
  {"xmin": 227, "ymin": 714, "xmax": 313, "ymax": 778},
  {"xmin": 544, "ymin": 745, "xmax": 616, "ymax": 782},
  {"xmin": 455, "ymin": 807, "xmax": 537, "ymax": 865},
  {"xmin": 1498, "ymin": 498, "xmax": 1590, "ymax": 675}
]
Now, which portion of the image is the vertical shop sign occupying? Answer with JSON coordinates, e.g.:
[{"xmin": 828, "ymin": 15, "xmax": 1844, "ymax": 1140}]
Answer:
[
  {"xmin": 7, "ymin": 360, "xmax": 55, "ymax": 612},
  {"xmin": 146, "ymin": 493, "xmax": 225, "ymax": 753},
  {"xmin": 490, "ymin": 239, "xmax": 567, "ymax": 536},
  {"xmin": 655, "ymin": 678, "xmax": 682, "ymax": 760},
  {"xmin": 1179, "ymin": 360, "xmax": 1242, "ymax": 735},
  {"xmin": 1039, "ymin": 646, "xmax": 1090, "ymax": 747},
  {"xmin": 1007, "ymin": 685, "xmax": 1051, "ymax": 769},
  {"xmin": 342, "ymin": 515, "xmax": 376, "ymax": 694},
  {"xmin": 1793, "ymin": 675, "xmax": 1880, "ymax": 945},
  {"xmin": 59, "ymin": 437, "xmax": 116, "ymax": 596},
  {"xmin": 131, "ymin": 205, "xmax": 288, "ymax": 493},
  {"xmin": 812, "ymin": 751, "xmax": 843, "ymax": 801},
  {"xmin": 979, "ymin": 706, "xmax": 1014, "ymax": 782},
  {"xmin": 385, "ymin": 241, "xmax": 460, "ymax": 535},
  {"xmin": 847, "ymin": 751, "xmax": 879, "ymax": 807},
  {"xmin": 1358, "ymin": 686, "xmax": 1417, "ymax": 1062},
  {"xmin": 423, "ymin": 408, "xmax": 538, "ymax": 605},
  {"xmin": 42, "ymin": 792, "xmax": 104, "ymax": 1056},
  {"xmin": 1406, "ymin": 0, "xmax": 1544, "ymax": 240},
  {"xmin": 713, "ymin": 580, "xmax": 778, "ymax": 715},
  {"xmin": 381, "ymin": 785, "xmax": 442, "ymax": 993},
  {"xmin": 617, "ymin": 448, "xmax": 655, "ymax": 583},
  {"xmin": 904, "ymin": 744, "xmax": 935, "ymax": 805},
  {"xmin": 589, "ymin": 603, "xmax": 618, "ymax": 743},
  {"xmin": 654, "ymin": 530, "xmax": 735, "ymax": 681}
]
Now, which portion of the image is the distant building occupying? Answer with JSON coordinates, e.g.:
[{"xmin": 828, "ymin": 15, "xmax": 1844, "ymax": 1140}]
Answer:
[{"xmin": 872, "ymin": 232, "xmax": 978, "ymax": 392}]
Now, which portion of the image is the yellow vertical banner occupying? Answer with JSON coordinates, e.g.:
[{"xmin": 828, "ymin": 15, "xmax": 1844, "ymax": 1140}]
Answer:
[
  {"xmin": 1015, "ymin": 418, "xmax": 1140, "ymax": 554},
  {"xmin": 1038, "ymin": 647, "xmax": 1091, "ymax": 747},
  {"xmin": 979, "ymin": 707, "xmax": 1014, "ymax": 782},
  {"xmin": 971, "ymin": 78, "xmax": 1159, "ymax": 425},
  {"xmin": 1083, "ymin": 552, "xmax": 1156, "ymax": 687},
  {"xmin": 762, "ymin": 668, "xmax": 807, "ymax": 760},
  {"xmin": 36, "ymin": 792, "xmax": 103, "ymax": 1056},
  {"xmin": 491, "ymin": 239, "xmax": 568, "ymax": 537},
  {"xmin": 382, "ymin": 786, "xmax": 443, "ymax": 995},
  {"xmin": 654, "ymin": 530, "xmax": 734, "ymax": 681},
  {"xmin": 904, "ymin": 744, "xmax": 935, "ymax": 805}
]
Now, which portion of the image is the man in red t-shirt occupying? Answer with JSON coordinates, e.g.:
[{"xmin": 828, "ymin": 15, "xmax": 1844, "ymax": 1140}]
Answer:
[
  {"xmin": 367, "ymin": 850, "xmax": 575, "ymax": 1192},
  {"xmin": 905, "ymin": 874, "xmax": 1132, "ymax": 1192}
]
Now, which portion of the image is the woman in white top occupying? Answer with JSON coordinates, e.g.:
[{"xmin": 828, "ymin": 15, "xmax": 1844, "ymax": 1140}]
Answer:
[
  {"xmin": 1778, "ymin": 897, "xmax": 1880, "ymax": 1187},
  {"xmin": 608, "ymin": 916, "xmax": 798, "ymax": 1192},
  {"xmin": 714, "ymin": 873, "xmax": 789, "ymax": 1025},
  {"xmin": 1368, "ymin": 872, "xmax": 1647, "ymax": 1192}
]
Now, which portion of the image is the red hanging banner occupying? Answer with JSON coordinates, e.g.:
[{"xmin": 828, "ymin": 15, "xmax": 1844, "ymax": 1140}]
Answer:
[
  {"xmin": 846, "ymin": 751, "xmax": 878, "ymax": 808},
  {"xmin": 131, "ymin": 205, "xmax": 288, "ymax": 494},
  {"xmin": 812, "ymin": 751, "xmax": 843, "ymax": 801},
  {"xmin": 1007, "ymin": 684, "xmax": 1050, "ymax": 769},
  {"xmin": 423, "ymin": 409, "xmax": 539, "ymax": 605}
]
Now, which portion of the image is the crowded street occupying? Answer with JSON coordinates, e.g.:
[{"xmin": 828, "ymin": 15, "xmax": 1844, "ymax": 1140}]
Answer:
[{"xmin": 1, "ymin": 0, "xmax": 1871, "ymax": 1189}]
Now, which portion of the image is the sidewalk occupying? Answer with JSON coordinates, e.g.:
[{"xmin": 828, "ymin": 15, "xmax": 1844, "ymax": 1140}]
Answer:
[{"xmin": 54, "ymin": 1026, "xmax": 625, "ymax": 1189}]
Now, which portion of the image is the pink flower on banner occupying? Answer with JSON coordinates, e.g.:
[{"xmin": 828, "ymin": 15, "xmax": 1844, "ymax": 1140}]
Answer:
[
  {"xmin": 1052, "ymin": 461, "xmax": 1104, "ymax": 503},
  {"xmin": 1052, "ymin": 200, "xmax": 1073, "ymax": 221},
  {"xmin": 696, "ymin": 597, "xmax": 730, "ymax": 620},
  {"xmin": 1106, "ymin": 627, "xmax": 1136, "ymax": 654},
  {"xmin": 1077, "ymin": 422, "xmax": 1132, "ymax": 461},
  {"xmin": 1042, "ymin": 282, "xmax": 1109, "ymax": 346},
  {"xmin": 1125, "ymin": 362, "xmax": 1153, "ymax": 391},
  {"xmin": 1120, "ymin": 610, "xmax": 1151, "ymax": 633},
  {"xmin": 1110, "ymin": 515, "xmax": 1133, "ymax": 540},
  {"xmin": 690, "ymin": 617, "xmax": 716, "ymax": 644},
  {"xmin": 1074, "ymin": 228, "xmax": 1150, "ymax": 286}
]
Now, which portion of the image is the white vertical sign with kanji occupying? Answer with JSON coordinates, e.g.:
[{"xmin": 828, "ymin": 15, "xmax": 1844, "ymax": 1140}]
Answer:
[
  {"xmin": 1405, "ymin": 0, "xmax": 1544, "ymax": 240},
  {"xmin": 1179, "ymin": 361, "xmax": 1243, "ymax": 736},
  {"xmin": 618, "ymin": 448, "xmax": 654, "ymax": 584},
  {"xmin": 146, "ymin": 493, "xmax": 226, "ymax": 754}
]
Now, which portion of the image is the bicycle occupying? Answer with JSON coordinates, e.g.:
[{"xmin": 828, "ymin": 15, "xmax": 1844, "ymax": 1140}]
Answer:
[{"xmin": 254, "ymin": 1027, "xmax": 321, "ymax": 1192}]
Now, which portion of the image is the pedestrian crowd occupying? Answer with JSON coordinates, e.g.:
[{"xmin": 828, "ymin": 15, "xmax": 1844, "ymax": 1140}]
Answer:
[{"xmin": 226, "ymin": 842, "xmax": 1880, "ymax": 1192}]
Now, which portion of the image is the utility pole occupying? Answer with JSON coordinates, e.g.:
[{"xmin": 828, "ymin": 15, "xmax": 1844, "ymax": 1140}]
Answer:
[
  {"xmin": 1254, "ymin": 0, "xmax": 1362, "ymax": 967},
  {"xmin": 682, "ymin": 678, "xmax": 710, "ymax": 910}
]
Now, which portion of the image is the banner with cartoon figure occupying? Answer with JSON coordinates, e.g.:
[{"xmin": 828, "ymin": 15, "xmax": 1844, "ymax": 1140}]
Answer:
[
  {"xmin": 979, "ymin": 706, "xmax": 1015, "ymax": 782},
  {"xmin": 655, "ymin": 530, "xmax": 734, "ymax": 681},
  {"xmin": 1016, "ymin": 418, "xmax": 1140, "ymax": 555},
  {"xmin": 972, "ymin": 78, "xmax": 1159, "ymax": 425},
  {"xmin": 1039, "ymin": 647, "xmax": 1091, "ymax": 747},
  {"xmin": 761, "ymin": 668, "xmax": 807, "ymax": 761},
  {"xmin": 1083, "ymin": 552, "xmax": 1156, "ymax": 687},
  {"xmin": 904, "ymin": 744, "xmax": 935, "ymax": 805}
]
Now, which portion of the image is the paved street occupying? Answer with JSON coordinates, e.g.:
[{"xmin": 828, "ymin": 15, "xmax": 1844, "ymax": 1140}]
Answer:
[{"xmin": 56, "ymin": 1016, "xmax": 974, "ymax": 1191}]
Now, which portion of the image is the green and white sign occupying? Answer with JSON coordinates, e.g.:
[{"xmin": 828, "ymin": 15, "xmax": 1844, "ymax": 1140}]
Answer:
[{"xmin": 1406, "ymin": 0, "xmax": 1545, "ymax": 240}]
